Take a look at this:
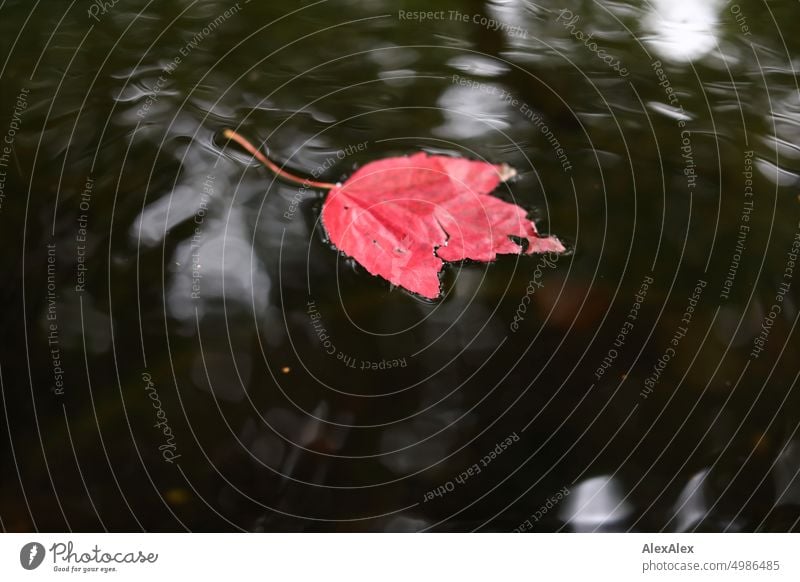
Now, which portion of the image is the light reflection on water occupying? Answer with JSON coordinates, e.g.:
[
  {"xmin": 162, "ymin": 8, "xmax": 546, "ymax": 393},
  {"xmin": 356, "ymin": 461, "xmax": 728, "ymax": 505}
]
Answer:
[{"xmin": 644, "ymin": 0, "xmax": 722, "ymax": 63}]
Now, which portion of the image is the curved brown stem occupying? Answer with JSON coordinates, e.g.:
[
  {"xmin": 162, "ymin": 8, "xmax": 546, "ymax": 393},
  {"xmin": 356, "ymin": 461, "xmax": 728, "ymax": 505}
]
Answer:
[{"xmin": 222, "ymin": 129, "xmax": 336, "ymax": 190}]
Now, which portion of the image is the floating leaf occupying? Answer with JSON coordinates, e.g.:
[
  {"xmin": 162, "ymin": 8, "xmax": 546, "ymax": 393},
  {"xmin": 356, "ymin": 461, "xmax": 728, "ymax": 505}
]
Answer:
[{"xmin": 224, "ymin": 130, "xmax": 564, "ymax": 298}]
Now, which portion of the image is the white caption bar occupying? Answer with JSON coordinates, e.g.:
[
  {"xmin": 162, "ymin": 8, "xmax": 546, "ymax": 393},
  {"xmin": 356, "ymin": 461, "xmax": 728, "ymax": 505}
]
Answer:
[{"xmin": 1, "ymin": 533, "xmax": 796, "ymax": 580}]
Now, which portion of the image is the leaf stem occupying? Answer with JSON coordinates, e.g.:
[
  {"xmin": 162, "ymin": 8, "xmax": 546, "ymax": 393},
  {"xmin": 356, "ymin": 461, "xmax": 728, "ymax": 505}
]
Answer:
[{"xmin": 222, "ymin": 129, "xmax": 336, "ymax": 190}]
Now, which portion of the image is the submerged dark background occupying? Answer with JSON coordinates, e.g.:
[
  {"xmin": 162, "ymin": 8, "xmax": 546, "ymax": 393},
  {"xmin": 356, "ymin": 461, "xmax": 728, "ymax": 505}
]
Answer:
[{"xmin": 1, "ymin": 0, "xmax": 800, "ymax": 532}]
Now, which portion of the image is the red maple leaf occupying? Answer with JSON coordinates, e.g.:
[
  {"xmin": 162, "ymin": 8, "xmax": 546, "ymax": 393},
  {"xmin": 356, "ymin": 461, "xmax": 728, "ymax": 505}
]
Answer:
[{"xmin": 224, "ymin": 130, "xmax": 565, "ymax": 299}]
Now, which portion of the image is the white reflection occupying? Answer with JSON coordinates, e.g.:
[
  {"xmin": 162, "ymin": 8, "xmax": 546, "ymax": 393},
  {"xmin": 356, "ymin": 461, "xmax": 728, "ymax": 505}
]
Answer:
[
  {"xmin": 132, "ymin": 185, "xmax": 198, "ymax": 248},
  {"xmin": 382, "ymin": 515, "xmax": 429, "ymax": 532},
  {"xmin": 485, "ymin": 0, "xmax": 533, "ymax": 44},
  {"xmin": 447, "ymin": 55, "xmax": 509, "ymax": 77},
  {"xmin": 644, "ymin": 0, "xmax": 722, "ymax": 62},
  {"xmin": 672, "ymin": 469, "xmax": 709, "ymax": 532},
  {"xmin": 129, "ymin": 152, "xmax": 233, "ymax": 248},
  {"xmin": 648, "ymin": 100, "xmax": 693, "ymax": 123},
  {"xmin": 559, "ymin": 475, "xmax": 632, "ymax": 531},
  {"xmin": 768, "ymin": 93, "xmax": 800, "ymax": 160},
  {"xmin": 756, "ymin": 91, "xmax": 800, "ymax": 187},
  {"xmin": 434, "ymin": 85, "xmax": 510, "ymax": 139},
  {"xmin": 167, "ymin": 209, "xmax": 270, "ymax": 321},
  {"xmin": 378, "ymin": 69, "xmax": 417, "ymax": 88},
  {"xmin": 755, "ymin": 157, "xmax": 800, "ymax": 187},
  {"xmin": 367, "ymin": 44, "xmax": 419, "ymax": 69}
]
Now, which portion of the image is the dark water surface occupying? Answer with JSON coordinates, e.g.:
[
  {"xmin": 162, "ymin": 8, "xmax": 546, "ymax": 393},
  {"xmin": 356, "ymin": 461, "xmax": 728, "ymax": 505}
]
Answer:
[{"xmin": 2, "ymin": 0, "xmax": 800, "ymax": 531}]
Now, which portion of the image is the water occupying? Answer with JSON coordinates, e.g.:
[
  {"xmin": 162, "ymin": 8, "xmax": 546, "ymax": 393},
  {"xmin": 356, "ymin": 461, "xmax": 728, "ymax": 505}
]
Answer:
[{"xmin": 1, "ymin": 0, "xmax": 799, "ymax": 532}]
